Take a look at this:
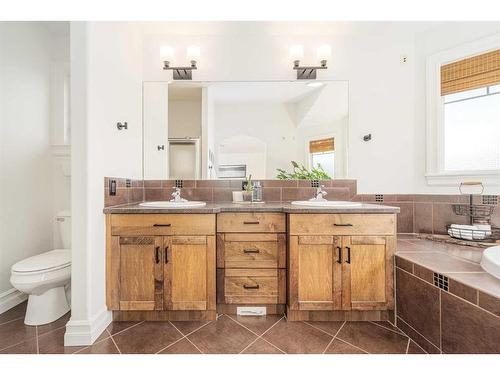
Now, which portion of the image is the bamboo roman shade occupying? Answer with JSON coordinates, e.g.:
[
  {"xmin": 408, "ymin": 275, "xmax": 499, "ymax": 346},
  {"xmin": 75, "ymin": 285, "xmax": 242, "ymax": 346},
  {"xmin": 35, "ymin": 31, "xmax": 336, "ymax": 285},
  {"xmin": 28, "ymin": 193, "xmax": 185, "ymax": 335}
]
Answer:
[
  {"xmin": 441, "ymin": 49, "xmax": 500, "ymax": 96},
  {"xmin": 309, "ymin": 137, "xmax": 334, "ymax": 153}
]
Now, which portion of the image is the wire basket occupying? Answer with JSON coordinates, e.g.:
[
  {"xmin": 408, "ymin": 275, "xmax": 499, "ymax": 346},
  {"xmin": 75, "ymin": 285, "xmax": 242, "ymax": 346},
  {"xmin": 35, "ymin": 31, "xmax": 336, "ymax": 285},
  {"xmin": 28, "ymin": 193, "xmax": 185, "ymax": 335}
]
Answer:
[
  {"xmin": 452, "ymin": 204, "xmax": 495, "ymax": 219},
  {"xmin": 447, "ymin": 225, "xmax": 500, "ymax": 242}
]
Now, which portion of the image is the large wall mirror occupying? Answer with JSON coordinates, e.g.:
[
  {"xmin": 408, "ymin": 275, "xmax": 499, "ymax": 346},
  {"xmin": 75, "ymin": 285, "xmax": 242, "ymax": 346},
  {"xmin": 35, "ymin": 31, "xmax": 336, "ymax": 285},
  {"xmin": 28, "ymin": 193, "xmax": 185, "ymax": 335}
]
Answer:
[{"xmin": 143, "ymin": 81, "xmax": 349, "ymax": 180}]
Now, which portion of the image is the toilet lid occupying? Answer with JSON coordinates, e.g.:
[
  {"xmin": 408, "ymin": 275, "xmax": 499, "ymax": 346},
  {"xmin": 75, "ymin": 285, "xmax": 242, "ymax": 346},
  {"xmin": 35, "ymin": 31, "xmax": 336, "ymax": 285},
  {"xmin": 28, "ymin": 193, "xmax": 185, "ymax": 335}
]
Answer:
[{"xmin": 12, "ymin": 249, "xmax": 71, "ymax": 273}]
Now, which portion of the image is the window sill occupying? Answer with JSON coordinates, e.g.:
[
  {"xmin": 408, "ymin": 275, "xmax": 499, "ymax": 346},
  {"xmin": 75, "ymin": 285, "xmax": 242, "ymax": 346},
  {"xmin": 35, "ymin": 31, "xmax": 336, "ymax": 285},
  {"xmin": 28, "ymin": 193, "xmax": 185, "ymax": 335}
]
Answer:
[{"xmin": 425, "ymin": 170, "xmax": 500, "ymax": 186}]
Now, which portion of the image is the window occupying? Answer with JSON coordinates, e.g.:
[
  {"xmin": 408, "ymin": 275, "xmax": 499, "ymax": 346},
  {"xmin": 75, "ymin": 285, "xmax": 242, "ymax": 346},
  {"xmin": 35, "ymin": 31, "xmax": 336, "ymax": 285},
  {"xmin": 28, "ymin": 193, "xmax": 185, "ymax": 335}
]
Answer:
[
  {"xmin": 425, "ymin": 38, "xmax": 500, "ymax": 186},
  {"xmin": 443, "ymin": 85, "xmax": 500, "ymax": 171},
  {"xmin": 309, "ymin": 137, "xmax": 335, "ymax": 177}
]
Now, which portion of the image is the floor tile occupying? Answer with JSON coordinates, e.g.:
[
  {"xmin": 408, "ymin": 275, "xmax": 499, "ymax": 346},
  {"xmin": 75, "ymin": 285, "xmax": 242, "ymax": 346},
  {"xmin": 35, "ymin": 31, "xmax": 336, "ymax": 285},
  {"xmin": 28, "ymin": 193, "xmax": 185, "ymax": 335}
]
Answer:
[
  {"xmin": 38, "ymin": 327, "xmax": 84, "ymax": 354},
  {"xmin": 112, "ymin": 322, "xmax": 183, "ymax": 354},
  {"xmin": 158, "ymin": 338, "xmax": 201, "ymax": 354},
  {"xmin": 227, "ymin": 314, "xmax": 283, "ymax": 335},
  {"xmin": 0, "ymin": 301, "xmax": 27, "ymax": 325},
  {"xmin": 76, "ymin": 338, "xmax": 120, "ymax": 354},
  {"xmin": 37, "ymin": 312, "xmax": 70, "ymax": 335},
  {"xmin": 241, "ymin": 338, "xmax": 283, "ymax": 354},
  {"xmin": 105, "ymin": 321, "xmax": 142, "ymax": 336},
  {"xmin": 0, "ymin": 338, "xmax": 37, "ymax": 354},
  {"xmin": 324, "ymin": 339, "xmax": 366, "ymax": 354},
  {"xmin": 407, "ymin": 340, "xmax": 426, "ymax": 354},
  {"xmin": 337, "ymin": 322, "xmax": 409, "ymax": 354},
  {"xmin": 306, "ymin": 321, "xmax": 344, "ymax": 336},
  {"xmin": 262, "ymin": 320, "xmax": 332, "ymax": 354},
  {"xmin": 170, "ymin": 320, "xmax": 209, "ymax": 336},
  {"xmin": 370, "ymin": 321, "xmax": 406, "ymax": 336},
  {"xmin": 0, "ymin": 318, "xmax": 37, "ymax": 351},
  {"xmin": 188, "ymin": 315, "xmax": 257, "ymax": 354}
]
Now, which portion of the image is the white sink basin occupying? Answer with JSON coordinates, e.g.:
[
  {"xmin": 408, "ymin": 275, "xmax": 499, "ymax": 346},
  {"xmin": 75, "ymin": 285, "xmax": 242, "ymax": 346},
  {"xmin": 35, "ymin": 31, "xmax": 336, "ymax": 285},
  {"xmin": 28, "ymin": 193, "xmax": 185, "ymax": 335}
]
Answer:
[
  {"xmin": 481, "ymin": 246, "xmax": 500, "ymax": 279},
  {"xmin": 291, "ymin": 200, "xmax": 362, "ymax": 208},
  {"xmin": 139, "ymin": 201, "xmax": 207, "ymax": 208}
]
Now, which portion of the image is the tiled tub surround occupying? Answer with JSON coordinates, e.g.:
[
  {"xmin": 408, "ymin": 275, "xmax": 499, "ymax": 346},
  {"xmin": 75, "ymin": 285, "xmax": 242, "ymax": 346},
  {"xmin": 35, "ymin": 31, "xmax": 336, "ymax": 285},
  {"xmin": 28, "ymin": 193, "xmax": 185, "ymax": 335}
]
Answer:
[{"xmin": 395, "ymin": 237, "xmax": 500, "ymax": 354}]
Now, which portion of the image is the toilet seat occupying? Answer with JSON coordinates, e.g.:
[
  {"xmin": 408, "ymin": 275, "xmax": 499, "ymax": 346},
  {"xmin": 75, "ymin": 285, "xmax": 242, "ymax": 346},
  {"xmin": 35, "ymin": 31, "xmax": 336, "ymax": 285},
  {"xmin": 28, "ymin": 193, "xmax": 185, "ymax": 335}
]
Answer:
[{"xmin": 11, "ymin": 249, "xmax": 71, "ymax": 275}]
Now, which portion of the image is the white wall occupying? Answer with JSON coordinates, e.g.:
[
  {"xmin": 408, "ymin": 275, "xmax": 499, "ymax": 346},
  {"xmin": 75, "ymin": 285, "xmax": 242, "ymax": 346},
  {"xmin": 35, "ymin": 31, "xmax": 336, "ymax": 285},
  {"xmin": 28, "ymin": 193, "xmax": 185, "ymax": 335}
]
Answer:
[
  {"xmin": 0, "ymin": 22, "xmax": 53, "ymax": 308},
  {"xmin": 66, "ymin": 21, "xmax": 143, "ymax": 345},
  {"xmin": 142, "ymin": 22, "xmax": 417, "ymax": 193},
  {"xmin": 413, "ymin": 22, "xmax": 500, "ymax": 194}
]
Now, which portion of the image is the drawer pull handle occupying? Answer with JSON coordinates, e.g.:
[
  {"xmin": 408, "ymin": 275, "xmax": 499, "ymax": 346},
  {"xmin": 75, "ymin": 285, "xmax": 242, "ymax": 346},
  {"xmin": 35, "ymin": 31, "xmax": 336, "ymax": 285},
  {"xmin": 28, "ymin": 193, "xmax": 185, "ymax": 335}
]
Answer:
[
  {"xmin": 334, "ymin": 223, "xmax": 353, "ymax": 227},
  {"xmin": 155, "ymin": 246, "xmax": 160, "ymax": 264},
  {"xmin": 153, "ymin": 223, "xmax": 171, "ymax": 227},
  {"xmin": 165, "ymin": 246, "xmax": 169, "ymax": 264},
  {"xmin": 243, "ymin": 221, "xmax": 260, "ymax": 225},
  {"xmin": 243, "ymin": 249, "xmax": 260, "ymax": 254},
  {"xmin": 243, "ymin": 284, "xmax": 260, "ymax": 289},
  {"xmin": 336, "ymin": 246, "xmax": 342, "ymax": 264},
  {"xmin": 346, "ymin": 246, "xmax": 351, "ymax": 264}
]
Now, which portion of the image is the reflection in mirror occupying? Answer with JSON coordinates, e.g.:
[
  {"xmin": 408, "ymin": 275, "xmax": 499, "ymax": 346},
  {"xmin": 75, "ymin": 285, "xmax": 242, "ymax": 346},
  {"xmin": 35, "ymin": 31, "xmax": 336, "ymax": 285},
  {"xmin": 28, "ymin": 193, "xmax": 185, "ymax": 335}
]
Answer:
[{"xmin": 143, "ymin": 81, "xmax": 348, "ymax": 180}]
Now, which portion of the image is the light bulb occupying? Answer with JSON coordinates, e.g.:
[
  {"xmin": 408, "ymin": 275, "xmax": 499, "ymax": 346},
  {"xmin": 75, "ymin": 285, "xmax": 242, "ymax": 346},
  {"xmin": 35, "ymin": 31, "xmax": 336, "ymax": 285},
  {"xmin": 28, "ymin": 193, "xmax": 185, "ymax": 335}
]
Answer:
[
  {"xmin": 317, "ymin": 44, "xmax": 332, "ymax": 61},
  {"xmin": 160, "ymin": 45, "xmax": 174, "ymax": 62},
  {"xmin": 186, "ymin": 45, "xmax": 200, "ymax": 61},
  {"xmin": 289, "ymin": 45, "xmax": 304, "ymax": 61}
]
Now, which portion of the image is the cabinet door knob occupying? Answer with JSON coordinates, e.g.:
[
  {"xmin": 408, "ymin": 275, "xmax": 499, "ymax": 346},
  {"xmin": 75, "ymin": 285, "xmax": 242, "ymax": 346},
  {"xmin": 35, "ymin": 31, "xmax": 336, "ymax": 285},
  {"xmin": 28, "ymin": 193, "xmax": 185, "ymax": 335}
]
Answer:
[
  {"xmin": 243, "ymin": 284, "xmax": 260, "ymax": 289},
  {"xmin": 243, "ymin": 249, "xmax": 260, "ymax": 254},
  {"xmin": 336, "ymin": 246, "xmax": 342, "ymax": 264},
  {"xmin": 155, "ymin": 246, "xmax": 160, "ymax": 264},
  {"xmin": 346, "ymin": 246, "xmax": 351, "ymax": 264}
]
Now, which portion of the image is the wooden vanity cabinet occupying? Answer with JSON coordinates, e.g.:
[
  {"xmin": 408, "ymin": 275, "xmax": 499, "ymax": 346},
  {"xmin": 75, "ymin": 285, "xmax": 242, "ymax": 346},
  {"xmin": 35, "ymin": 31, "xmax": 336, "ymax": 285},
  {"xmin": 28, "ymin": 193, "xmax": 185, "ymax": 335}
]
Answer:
[
  {"xmin": 216, "ymin": 213, "xmax": 287, "ymax": 314},
  {"xmin": 287, "ymin": 213, "xmax": 396, "ymax": 321},
  {"xmin": 106, "ymin": 214, "xmax": 216, "ymax": 321}
]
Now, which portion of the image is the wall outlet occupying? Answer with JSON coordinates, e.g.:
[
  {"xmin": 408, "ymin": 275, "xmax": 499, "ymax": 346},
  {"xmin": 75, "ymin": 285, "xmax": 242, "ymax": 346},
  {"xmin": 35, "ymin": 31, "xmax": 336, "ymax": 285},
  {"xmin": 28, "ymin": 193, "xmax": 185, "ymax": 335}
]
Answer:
[{"xmin": 237, "ymin": 306, "xmax": 266, "ymax": 316}]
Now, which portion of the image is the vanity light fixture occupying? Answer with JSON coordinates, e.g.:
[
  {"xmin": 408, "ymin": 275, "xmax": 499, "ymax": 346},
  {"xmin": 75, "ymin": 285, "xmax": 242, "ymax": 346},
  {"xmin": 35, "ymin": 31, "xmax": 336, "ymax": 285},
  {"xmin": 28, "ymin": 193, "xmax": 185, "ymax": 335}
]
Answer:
[
  {"xmin": 291, "ymin": 44, "xmax": 331, "ymax": 80},
  {"xmin": 161, "ymin": 45, "xmax": 199, "ymax": 80}
]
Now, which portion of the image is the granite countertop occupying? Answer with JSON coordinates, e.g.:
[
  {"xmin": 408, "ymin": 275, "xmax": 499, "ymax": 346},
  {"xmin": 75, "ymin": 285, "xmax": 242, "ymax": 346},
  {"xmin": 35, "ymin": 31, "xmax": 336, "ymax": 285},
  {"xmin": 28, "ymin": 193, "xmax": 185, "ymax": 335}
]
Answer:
[
  {"xmin": 396, "ymin": 235, "xmax": 500, "ymax": 298},
  {"xmin": 103, "ymin": 201, "xmax": 401, "ymax": 214}
]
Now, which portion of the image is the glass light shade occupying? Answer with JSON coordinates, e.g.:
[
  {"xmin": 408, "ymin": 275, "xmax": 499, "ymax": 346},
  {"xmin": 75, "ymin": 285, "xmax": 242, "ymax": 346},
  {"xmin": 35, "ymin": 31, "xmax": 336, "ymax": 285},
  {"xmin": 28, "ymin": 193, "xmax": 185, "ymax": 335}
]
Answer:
[
  {"xmin": 317, "ymin": 45, "xmax": 332, "ymax": 61},
  {"xmin": 160, "ymin": 45, "xmax": 174, "ymax": 61},
  {"xmin": 289, "ymin": 45, "xmax": 304, "ymax": 61},
  {"xmin": 186, "ymin": 45, "xmax": 200, "ymax": 61}
]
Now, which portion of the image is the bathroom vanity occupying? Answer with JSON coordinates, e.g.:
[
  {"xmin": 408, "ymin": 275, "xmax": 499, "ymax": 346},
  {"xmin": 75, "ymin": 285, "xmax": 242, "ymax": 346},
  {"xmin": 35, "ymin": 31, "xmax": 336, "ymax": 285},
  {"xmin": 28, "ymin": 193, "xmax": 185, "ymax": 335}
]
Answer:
[{"xmin": 104, "ymin": 203, "xmax": 398, "ymax": 322}]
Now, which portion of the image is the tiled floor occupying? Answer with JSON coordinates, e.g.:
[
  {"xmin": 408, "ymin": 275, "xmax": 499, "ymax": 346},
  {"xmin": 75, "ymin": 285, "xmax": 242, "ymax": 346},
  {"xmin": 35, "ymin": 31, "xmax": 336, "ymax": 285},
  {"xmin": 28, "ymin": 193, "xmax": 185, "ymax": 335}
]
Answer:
[{"xmin": 0, "ymin": 303, "xmax": 426, "ymax": 354}]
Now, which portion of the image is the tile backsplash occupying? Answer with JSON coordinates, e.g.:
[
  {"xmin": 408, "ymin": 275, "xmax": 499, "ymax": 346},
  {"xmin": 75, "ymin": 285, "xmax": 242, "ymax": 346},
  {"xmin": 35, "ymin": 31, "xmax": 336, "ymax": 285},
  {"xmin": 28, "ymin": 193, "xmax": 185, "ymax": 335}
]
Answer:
[{"xmin": 104, "ymin": 177, "xmax": 500, "ymax": 235}]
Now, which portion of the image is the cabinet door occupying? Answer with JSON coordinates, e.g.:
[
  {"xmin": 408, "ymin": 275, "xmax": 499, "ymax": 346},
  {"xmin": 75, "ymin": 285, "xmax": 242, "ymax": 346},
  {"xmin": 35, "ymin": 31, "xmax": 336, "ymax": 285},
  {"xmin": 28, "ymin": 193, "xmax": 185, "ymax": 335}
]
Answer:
[
  {"xmin": 289, "ymin": 235, "xmax": 342, "ymax": 310},
  {"xmin": 118, "ymin": 236, "xmax": 164, "ymax": 310},
  {"xmin": 164, "ymin": 235, "xmax": 215, "ymax": 310},
  {"xmin": 342, "ymin": 236, "xmax": 391, "ymax": 310}
]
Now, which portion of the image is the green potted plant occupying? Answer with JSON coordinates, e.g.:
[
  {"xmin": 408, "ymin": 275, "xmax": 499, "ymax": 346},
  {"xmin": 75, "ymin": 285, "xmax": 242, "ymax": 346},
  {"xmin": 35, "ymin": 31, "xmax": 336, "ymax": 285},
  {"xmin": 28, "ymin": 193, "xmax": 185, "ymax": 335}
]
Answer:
[
  {"xmin": 276, "ymin": 161, "xmax": 332, "ymax": 180},
  {"xmin": 242, "ymin": 174, "xmax": 254, "ymax": 202}
]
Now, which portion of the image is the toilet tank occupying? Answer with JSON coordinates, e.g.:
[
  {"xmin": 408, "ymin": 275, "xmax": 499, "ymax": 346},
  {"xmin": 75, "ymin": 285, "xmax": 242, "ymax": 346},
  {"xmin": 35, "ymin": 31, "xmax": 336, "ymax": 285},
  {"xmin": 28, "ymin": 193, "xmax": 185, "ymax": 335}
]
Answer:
[{"xmin": 56, "ymin": 210, "xmax": 71, "ymax": 249}]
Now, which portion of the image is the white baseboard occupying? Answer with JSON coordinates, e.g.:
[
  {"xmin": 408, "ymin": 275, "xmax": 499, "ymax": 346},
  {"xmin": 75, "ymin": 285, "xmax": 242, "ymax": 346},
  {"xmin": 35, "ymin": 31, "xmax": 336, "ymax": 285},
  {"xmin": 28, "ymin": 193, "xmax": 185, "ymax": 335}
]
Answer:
[
  {"xmin": 64, "ymin": 308, "xmax": 112, "ymax": 346},
  {"xmin": 0, "ymin": 288, "xmax": 27, "ymax": 314}
]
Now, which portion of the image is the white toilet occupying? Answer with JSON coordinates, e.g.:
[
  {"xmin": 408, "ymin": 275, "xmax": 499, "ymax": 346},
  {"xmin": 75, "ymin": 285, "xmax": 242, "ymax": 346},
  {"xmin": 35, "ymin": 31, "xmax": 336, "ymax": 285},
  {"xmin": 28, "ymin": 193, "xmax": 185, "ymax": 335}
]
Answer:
[{"xmin": 10, "ymin": 211, "xmax": 71, "ymax": 325}]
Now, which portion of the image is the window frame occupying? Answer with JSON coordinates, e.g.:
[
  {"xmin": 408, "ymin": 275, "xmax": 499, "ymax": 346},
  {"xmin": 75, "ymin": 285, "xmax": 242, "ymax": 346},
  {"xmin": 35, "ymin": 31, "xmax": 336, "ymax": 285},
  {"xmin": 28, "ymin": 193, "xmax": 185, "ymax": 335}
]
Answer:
[
  {"xmin": 305, "ymin": 133, "xmax": 338, "ymax": 178},
  {"xmin": 425, "ymin": 34, "xmax": 500, "ymax": 186}
]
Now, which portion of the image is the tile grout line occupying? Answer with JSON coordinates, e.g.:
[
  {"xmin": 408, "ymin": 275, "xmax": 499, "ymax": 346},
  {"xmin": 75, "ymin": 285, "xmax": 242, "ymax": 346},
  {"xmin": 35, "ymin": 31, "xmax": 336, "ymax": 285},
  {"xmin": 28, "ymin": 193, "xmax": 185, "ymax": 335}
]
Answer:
[
  {"xmin": 302, "ymin": 321, "xmax": 335, "ymax": 337},
  {"xmin": 369, "ymin": 321, "xmax": 409, "ymax": 338},
  {"xmin": 0, "ymin": 316, "xmax": 24, "ymax": 327},
  {"xmin": 397, "ymin": 316, "xmax": 440, "ymax": 353},
  {"xmin": 334, "ymin": 337, "xmax": 370, "ymax": 354},
  {"xmin": 163, "ymin": 320, "xmax": 204, "ymax": 354},
  {"xmin": 322, "ymin": 321, "xmax": 347, "ymax": 354},
  {"xmin": 35, "ymin": 326, "xmax": 39, "ymax": 354},
  {"xmin": 233, "ymin": 315, "xmax": 286, "ymax": 354},
  {"xmin": 109, "ymin": 333, "xmax": 122, "ymax": 354},
  {"xmin": 405, "ymin": 338, "xmax": 410, "ymax": 354},
  {"xmin": 408, "ymin": 339, "xmax": 428, "ymax": 354}
]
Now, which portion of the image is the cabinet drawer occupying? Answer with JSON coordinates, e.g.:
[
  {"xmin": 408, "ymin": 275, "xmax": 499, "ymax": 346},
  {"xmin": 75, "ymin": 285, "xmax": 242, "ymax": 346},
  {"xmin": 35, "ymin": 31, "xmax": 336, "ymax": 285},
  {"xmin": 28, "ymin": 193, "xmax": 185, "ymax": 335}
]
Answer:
[
  {"xmin": 217, "ymin": 213, "xmax": 285, "ymax": 233},
  {"xmin": 224, "ymin": 269, "xmax": 279, "ymax": 304},
  {"xmin": 289, "ymin": 214, "xmax": 395, "ymax": 236},
  {"xmin": 218, "ymin": 233, "xmax": 286, "ymax": 269},
  {"xmin": 110, "ymin": 214, "xmax": 215, "ymax": 236}
]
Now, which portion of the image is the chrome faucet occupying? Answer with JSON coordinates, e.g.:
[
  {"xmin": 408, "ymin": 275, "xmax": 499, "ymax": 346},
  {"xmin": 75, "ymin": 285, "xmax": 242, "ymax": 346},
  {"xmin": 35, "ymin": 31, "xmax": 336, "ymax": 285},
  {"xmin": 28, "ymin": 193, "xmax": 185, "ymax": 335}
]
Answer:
[
  {"xmin": 170, "ymin": 187, "xmax": 187, "ymax": 202},
  {"xmin": 311, "ymin": 185, "xmax": 327, "ymax": 201}
]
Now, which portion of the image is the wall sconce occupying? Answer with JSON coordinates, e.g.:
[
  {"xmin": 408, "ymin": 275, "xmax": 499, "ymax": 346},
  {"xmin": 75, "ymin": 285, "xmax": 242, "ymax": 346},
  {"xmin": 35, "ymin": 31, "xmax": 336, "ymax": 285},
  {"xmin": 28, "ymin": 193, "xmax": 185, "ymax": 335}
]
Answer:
[
  {"xmin": 161, "ymin": 45, "xmax": 200, "ymax": 80},
  {"xmin": 290, "ymin": 44, "xmax": 331, "ymax": 80}
]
